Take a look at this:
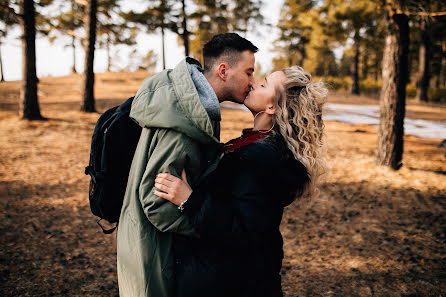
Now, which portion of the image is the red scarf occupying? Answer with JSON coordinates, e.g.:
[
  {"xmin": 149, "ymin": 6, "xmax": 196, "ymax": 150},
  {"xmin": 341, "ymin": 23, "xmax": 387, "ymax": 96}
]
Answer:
[{"xmin": 219, "ymin": 128, "xmax": 272, "ymax": 154}]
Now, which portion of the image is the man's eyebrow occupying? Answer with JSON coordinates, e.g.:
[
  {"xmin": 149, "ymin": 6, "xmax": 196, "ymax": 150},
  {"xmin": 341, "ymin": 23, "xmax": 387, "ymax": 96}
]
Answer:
[{"xmin": 265, "ymin": 77, "xmax": 268, "ymax": 85}]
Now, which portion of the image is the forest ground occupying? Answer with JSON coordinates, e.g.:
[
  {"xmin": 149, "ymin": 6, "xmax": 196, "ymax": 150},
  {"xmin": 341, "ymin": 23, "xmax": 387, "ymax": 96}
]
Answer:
[{"xmin": 0, "ymin": 72, "xmax": 445, "ymax": 297}]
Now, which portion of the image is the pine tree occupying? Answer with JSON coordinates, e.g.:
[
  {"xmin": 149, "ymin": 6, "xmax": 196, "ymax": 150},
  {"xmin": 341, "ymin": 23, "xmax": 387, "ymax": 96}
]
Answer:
[
  {"xmin": 376, "ymin": 2, "xmax": 410, "ymax": 170},
  {"xmin": 361, "ymin": 19, "xmax": 386, "ymax": 81},
  {"xmin": 122, "ymin": 0, "xmax": 189, "ymax": 68},
  {"xmin": 1, "ymin": 0, "xmax": 52, "ymax": 119},
  {"xmin": 97, "ymin": 0, "xmax": 137, "ymax": 72},
  {"xmin": 324, "ymin": 0, "xmax": 378, "ymax": 94},
  {"xmin": 81, "ymin": 0, "xmax": 97, "ymax": 113},
  {"xmin": 231, "ymin": 0, "xmax": 264, "ymax": 34},
  {"xmin": 413, "ymin": 0, "xmax": 446, "ymax": 100},
  {"xmin": 188, "ymin": 0, "xmax": 230, "ymax": 62},
  {"xmin": 44, "ymin": 0, "xmax": 83, "ymax": 74},
  {"xmin": 415, "ymin": 16, "xmax": 430, "ymax": 102},
  {"xmin": 0, "ymin": 0, "xmax": 19, "ymax": 81},
  {"xmin": 19, "ymin": 0, "xmax": 43, "ymax": 119},
  {"xmin": 302, "ymin": 11, "xmax": 337, "ymax": 76},
  {"xmin": 273, "ymin": 0, "xmax": 315, "ymax": 70}
]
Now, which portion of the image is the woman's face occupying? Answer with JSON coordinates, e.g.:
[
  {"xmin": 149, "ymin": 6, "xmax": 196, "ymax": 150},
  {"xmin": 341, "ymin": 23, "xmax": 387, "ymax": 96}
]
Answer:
[{"xmin": 244, "ymin": 71, "xmax": 287, "ymax": 114}]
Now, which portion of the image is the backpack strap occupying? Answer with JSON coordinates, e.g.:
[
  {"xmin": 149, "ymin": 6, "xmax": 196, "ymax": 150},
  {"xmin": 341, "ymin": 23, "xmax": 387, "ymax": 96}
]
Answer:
[{"xmin": 97, "ymin": 219, "xmax": 118, "ymax": 234}]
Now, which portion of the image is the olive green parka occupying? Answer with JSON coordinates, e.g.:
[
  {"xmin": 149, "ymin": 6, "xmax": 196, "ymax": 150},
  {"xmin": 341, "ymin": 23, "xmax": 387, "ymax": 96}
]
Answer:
[{"xmin": 117, "ymin": 58, "xmax": 221, "ymax": 297}]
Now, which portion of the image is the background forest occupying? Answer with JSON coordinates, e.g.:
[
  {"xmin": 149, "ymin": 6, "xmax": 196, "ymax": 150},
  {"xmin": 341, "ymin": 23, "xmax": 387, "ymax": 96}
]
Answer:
[{"xmin": 1, "ymin": 0, "xmax": 446, "ymax": 102}]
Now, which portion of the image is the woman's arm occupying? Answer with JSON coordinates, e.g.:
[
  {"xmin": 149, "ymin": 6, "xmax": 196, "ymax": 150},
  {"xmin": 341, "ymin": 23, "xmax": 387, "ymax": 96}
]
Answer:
[{"xmin": 154, "ymin": 153, "xmax": 287, "ymax": 249}]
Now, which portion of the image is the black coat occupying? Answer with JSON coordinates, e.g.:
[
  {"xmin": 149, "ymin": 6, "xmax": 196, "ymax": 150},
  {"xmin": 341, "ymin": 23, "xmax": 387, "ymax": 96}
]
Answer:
[{"xmin": 174, "ymin": 134, "xmax": 309, "ymax": 297}]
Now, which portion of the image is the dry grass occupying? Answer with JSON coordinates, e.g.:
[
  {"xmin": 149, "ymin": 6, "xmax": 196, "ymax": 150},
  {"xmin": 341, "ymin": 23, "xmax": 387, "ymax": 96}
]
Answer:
[{"xmin": 0, "ymin": 72, "xmax": 445, "ymax": 297}]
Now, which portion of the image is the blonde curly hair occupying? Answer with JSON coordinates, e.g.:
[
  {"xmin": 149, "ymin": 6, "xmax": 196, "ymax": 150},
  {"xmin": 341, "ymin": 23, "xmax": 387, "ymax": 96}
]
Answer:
[{"xmin": 272, "ymin": 66, "xmax": 327, "ymax": 199}]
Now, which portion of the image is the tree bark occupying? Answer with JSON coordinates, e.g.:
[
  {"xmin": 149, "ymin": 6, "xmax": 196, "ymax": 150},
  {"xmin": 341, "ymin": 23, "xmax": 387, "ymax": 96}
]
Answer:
[
  {"xmin": 362, "ymin": 49, "xmax": 368, "ymax": 79},
  {"xmin": 71, "ymin": 35, "xmax": 77, "ymax": 74},
  {"xmin": 376, "ymin": 12, "xmax": 409, "ymax": 170},
  {"xmin": 374, "ymin": 52, "xmax": 379, "ymax": 82},
  {"xmin": 0, "ymin": 42, "xmax": 4, "ymax": 81},
  {"xmin": 416, "ymin": 18, "xmax": 430, "ymax": 102},
  {"xmin": 181, "ymin": 0, "xmax": 189, "ymax": 56},
  {"xmin": 350, "ymin": 30, "xmax": 360, "ymax": 95},
  {"xmin": 81, "ymin": 0, "xmax": 97, "ymax": 113},
  {"xmin": 298, "ymin": 39, "xmax": 307, "ymax": 66},
  {"xmin": 442, "ymin": 40, "xmax": 446, "ymax": 88},
  {"xmin": 19, "ymin": 0, "xmax": 43, "ymax": 120},
  {"xmin": 106, "ymin": 35, "xmax": 111, "ymax": 72},
  {"xmin": 161, "ymin": 26, "xmax": 166, "ymax": 70}
]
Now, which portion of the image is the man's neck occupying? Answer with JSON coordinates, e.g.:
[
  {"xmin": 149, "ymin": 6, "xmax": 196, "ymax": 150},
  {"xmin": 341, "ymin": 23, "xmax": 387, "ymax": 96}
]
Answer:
[{"xmin": 204, "ymin": 72, "xmax": 224, "ymax": 103}]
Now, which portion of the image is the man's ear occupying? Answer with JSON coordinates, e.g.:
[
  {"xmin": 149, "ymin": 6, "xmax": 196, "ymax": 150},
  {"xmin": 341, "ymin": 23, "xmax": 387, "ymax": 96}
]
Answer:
[{"xmin": 217, "ymin": 63, "xmax": 228, "ymax": 81}]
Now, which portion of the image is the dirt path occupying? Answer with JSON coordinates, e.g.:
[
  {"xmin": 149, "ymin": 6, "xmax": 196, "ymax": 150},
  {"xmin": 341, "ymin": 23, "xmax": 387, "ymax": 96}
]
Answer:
[{"xmin": 0, "ymin": 73, "xmax": 445, "ymax": 296}]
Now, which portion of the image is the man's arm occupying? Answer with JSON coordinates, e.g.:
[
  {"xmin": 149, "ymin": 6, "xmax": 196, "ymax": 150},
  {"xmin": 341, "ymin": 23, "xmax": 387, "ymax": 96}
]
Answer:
[{"xmin": 138, "ymin": 128, "xmax": 201, "ymax": 237}]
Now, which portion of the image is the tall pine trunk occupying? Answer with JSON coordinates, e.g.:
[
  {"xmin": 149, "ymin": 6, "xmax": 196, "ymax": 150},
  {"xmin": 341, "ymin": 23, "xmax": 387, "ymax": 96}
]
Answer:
[
  {"xmin": 19, "ymin": 0, "xmax": 42, "ymax": 120},
  {"xmin": 362, "ymin": 49, "xmax": 368, "ymax": 79},
  {"xmin": 350, "ymin": 30, "xmax": 360, "ymax": 95},
  {"xmin": 106, "ymin": 35, "xmax": 111, "ymax": 72},
  {"xmin": 416, "ymin": 18, "xmax": 430, "ymax": 102},
  {"xmin": 81, "ymin": 0, "xmax": 97, "ymax": 113},
  {"xmin": 71, "ymin": 35, "xmax": 77, "ymax": 74},
  {"xmin": 0, "ymin": 41, "xmax": 4, "ymax": 81},
  {"xmin": 161, "ymin": 26, "xmax": 166, "ymax": 70},
  {"xmin": 181, "ymin": 0, "xmax": 189, "ymax": 56},
  {"xmin": 442, "ymin": 41, "xmax": 446, "ymax": 88},
  {"xmin": 374, "ymin": 52, "xmax": 380, "ymax": 82},
  {"xmin": 376, "ymin": 12, "xmax": 409, "ymax": 170}
]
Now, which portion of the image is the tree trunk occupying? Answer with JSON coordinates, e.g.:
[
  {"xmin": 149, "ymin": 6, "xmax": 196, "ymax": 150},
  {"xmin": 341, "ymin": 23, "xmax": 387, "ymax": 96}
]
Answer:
[
  {"xmin": 81, "ymin": 0, "xmax": 97, "ymax": 113},
  {"xmin": 376, "ymin": 12, "xmax": 409, "ymax": 170},
  {"xmin": 442, "ymin": 40, "xmax": 446, "ymax": 88},
  {"xmin": 0, "ymin": 41, "xmax": 4, "ymax": 81},
  {"xmin": 181, "ymin": 0, "xmax": 189, "ymax": 57},
  {"xmin": 416, "ymin": 18, "xmax": 430, "ymax": 102},
  {"xmin": 106, "ymin": 35, "xmax": 111, "ymax": 72},
  {"xmin": 161, "ymin": 26, "xmax": 166, "ymax": 70},
  {"xmin": 362, "ymin": 49, "xmax": 368, "ymax": 79},
  {"xmin": 298, "ymin": 40, "xmax": 307, "ymax": 66},
  {"xmin": 71, "ymin": 35, "xmax": 77, "ymax": 74},
  {"xmin": 350, "ymin": 30, "xmax": 360, "ymax": 95},
  {"xmin": 19, "ymin": 0, "xmax": 43, "ymax": 120},
  {"xmin": 374, "ymin": 52, "xmax": 380, "ymax": 82}
]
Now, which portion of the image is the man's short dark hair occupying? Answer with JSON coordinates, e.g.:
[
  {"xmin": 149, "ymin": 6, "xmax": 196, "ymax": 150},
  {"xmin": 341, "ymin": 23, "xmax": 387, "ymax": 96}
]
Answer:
[{"xmin": 202, "ymin": 33, "xmax": 258, "ymax": 72}]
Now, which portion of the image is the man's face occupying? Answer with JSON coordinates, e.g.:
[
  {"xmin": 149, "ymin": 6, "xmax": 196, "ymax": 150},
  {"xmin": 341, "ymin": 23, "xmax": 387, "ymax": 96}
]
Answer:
[{"xmin": 224, "ymin": 50, "xmax": 255, "ymax": 104}]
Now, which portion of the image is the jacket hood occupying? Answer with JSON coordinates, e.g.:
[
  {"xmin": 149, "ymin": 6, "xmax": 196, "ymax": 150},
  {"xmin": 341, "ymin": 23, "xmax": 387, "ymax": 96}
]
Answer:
[{"xmin": 130, "ymin": 58, "xmax": 219, "ymax": 144}]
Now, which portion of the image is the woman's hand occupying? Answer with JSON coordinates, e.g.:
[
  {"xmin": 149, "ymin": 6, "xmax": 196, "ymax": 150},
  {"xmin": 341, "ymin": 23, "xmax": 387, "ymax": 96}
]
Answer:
[{"xmin": 154, "ymin": 169, "xmax": 192, "ymax": 207}]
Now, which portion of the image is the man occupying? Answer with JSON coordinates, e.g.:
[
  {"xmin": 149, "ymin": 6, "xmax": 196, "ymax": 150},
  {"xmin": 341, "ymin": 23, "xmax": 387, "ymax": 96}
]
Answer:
[{"xmin": 117, "ymin": 33, "xmax": 258, "ymax": 297}]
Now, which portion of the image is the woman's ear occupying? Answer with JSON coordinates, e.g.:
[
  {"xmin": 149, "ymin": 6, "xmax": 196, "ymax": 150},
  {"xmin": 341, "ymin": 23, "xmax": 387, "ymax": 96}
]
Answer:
[
  {"xmin": 265, "ymin": 103, "xmax": 276, "ymax": 115},
  {"xmin": 217, "ymin": 63, "xmax": 228, "ymax": 81}
]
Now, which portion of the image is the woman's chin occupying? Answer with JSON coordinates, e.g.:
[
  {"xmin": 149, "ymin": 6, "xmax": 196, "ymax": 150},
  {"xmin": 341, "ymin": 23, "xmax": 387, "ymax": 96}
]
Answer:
[
  {"xmin": 243, "ymin": 103, "xmax": 253, "ymax": 112},
  {"xmin": 243, "ymin": 105, "xmax": 258, "ymax": 116}
]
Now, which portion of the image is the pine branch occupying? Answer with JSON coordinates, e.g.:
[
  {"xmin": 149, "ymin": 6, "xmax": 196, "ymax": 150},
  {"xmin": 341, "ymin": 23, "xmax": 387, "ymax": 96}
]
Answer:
[
  {"xmin": 405, "ymin": 11, "xmax": 446, "ymax": 17},
  {"xmin": 388, "ymin": 5, "xmax": 446, "ymax": 17}
]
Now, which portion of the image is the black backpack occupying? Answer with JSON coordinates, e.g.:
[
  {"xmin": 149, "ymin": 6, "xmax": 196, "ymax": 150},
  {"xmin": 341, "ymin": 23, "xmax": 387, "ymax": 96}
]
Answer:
[{"xmin": 85, "ymin": 96, "xmax": 142, "ymax": 233}]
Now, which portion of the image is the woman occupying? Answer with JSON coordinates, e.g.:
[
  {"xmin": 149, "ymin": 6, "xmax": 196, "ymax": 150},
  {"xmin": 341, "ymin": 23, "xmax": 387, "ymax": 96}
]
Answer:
[{"xmin": 153, "ymin": 66, "xmax": 327, "ymax": 297}]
